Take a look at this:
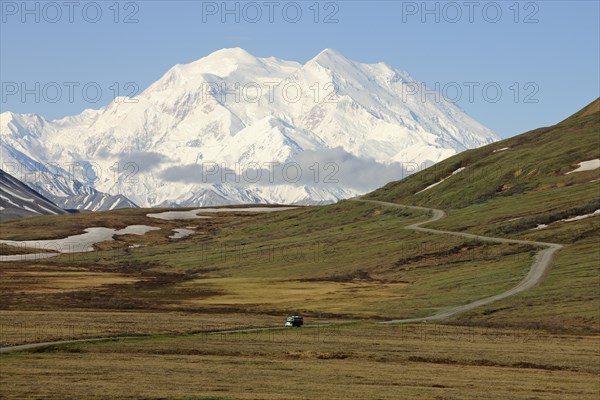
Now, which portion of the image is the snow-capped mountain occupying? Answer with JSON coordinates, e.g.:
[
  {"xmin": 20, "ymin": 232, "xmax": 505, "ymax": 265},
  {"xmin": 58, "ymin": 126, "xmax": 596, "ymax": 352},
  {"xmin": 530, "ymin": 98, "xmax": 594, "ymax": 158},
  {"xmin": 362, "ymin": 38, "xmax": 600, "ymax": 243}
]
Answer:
[
  {"xmin": 0, "ymin": 169, "xmax": 67, "ymax": 221},
  {"xmin": 0, "ymin": 48, "xmax": 499, "ymax": 208}
]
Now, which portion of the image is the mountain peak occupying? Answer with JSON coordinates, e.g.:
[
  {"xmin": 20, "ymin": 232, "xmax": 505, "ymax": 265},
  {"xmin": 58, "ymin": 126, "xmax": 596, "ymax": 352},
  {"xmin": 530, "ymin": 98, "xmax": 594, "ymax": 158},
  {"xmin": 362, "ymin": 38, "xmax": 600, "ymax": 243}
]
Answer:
[
  {"xmin": 0, "ymin": 111, "xmax": 15, "ymax": 124},
  {"xmin": 195, "ymin": 47, "xmax": 262, "ymax": 69},
  {"xmin": 166, "ymin": 47, "xmax": 262, "ymax": 79},
  {"xmin": 317, "ymin": 48, "xmax": 344, "ymax": 57},
  {"xmin": 309, "ymin": 48, "xmax": 350, "ymax": 66},
  {"xmin": 3, "ymin": 48, "xmax": 498, "ymax": 208},
  {"xmin": 207, "ymin": 47, "xmax": 256, "ymax": 60}
]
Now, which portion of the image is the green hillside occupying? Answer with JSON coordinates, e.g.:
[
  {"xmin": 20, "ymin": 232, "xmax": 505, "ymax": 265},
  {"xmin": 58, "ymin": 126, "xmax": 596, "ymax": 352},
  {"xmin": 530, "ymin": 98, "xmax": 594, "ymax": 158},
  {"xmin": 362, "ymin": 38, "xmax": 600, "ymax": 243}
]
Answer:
[
  {"xmin": 367, "ymin": 98, "xmax": 599, "ymax": 213},
  {"xmin": 366, "ymin": 98, "xmax": 600, "ymax": 330}
]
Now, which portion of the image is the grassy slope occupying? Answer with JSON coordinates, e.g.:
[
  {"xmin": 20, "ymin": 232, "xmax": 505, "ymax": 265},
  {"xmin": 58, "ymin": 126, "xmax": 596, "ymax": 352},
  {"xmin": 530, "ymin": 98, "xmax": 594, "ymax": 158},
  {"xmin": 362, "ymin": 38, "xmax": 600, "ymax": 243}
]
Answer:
[
  {"xmin": 366, "ymin": 98, "xmax": 600, "ymax": 331},
  {"xmin": 0, "ymin": 201, "xmax": 535, "ymax": 322}
]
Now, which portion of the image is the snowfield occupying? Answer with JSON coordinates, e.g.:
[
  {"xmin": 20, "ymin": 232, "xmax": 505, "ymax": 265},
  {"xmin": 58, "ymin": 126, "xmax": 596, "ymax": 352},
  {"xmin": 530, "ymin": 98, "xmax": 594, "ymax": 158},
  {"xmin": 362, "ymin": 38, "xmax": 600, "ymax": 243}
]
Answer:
[
  {"xmin": 530, "ymin": 210, "xmax": 600, "ymax": 230},
  {"xmin": 169, "ymin": 228, "xmax": 195, "ymax": 239},
  {"xmin": 416, "ymin": 167, "xmax": 466, "ymax": 194},
  {"xmin": 0, "ymin": 225, "xmax": 160, "ymax": 262},
  {"xmin": 147, "ymin": 206, "xmax": 298, "ymax": 220},
  {"xmin": 1, "ymin": 48, "xmax": 499, "ymax": 208},
  {"xmin": 565, "ymin": 159, "xmax": 600, "ymax": 174}
]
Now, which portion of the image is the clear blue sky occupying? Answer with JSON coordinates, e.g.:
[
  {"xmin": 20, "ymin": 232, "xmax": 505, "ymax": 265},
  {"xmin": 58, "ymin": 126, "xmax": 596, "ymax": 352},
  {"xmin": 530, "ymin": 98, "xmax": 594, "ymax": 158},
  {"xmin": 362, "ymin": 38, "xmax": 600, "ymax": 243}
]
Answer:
[{"xmin": 1, "ymin": 0, "xmax": 598, "ymax": 138}]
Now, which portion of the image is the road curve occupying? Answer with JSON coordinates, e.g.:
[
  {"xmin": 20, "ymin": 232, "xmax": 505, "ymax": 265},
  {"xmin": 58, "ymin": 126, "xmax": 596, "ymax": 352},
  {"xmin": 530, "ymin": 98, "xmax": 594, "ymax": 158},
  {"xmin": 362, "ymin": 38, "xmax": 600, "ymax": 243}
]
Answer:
[
  {"xmin": 354, "ymin": 199, "xmax": 563, "ymax": 324},
  {"xmin": 0, "ymin": 200, "xmax": 562, "ymax": 353},
  {"xmin": 0, "ymin": 337, "xmax": 141, "ymax": 354}
]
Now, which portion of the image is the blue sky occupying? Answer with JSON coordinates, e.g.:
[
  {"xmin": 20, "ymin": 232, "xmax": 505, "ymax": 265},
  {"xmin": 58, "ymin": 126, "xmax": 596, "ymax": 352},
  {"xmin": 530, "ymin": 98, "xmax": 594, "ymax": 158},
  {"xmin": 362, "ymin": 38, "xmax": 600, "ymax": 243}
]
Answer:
[{"xmin": 1, "ymin": 0, "xmax": 598, "ymax": 138}]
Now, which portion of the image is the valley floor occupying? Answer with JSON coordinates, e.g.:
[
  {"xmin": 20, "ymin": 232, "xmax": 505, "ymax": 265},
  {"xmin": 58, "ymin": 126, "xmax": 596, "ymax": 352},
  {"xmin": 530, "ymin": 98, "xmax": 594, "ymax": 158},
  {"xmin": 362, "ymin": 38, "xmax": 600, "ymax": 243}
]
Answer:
[
  {"xmin": 1, "ymin": 323, "xmax": 598, "ymax": 399},
  {"xmin": 0, "ymin": 196, "xmax": 598, "ymax": 398}
]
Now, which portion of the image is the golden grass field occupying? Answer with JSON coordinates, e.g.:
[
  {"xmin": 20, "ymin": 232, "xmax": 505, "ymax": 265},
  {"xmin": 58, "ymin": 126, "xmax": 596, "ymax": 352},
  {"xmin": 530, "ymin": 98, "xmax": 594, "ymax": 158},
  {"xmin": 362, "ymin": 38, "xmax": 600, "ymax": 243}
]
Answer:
[
  {"xmin": 0, "ymin": 203, "xmax": 597, "ymax": 399},
  {"xmin": 0, "ymin": 310, "xmax": 303, "ymax": 347},
  {"xmin": 1, "ymin": 323, "xmax": 598, "ymax": 399}
]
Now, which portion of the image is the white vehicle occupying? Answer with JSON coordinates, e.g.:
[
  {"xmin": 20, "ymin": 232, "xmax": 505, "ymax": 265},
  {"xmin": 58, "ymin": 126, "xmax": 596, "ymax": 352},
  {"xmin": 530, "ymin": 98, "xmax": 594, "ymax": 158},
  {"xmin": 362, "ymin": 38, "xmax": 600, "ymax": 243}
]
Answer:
[{"xmin": 285, "ymin": 315, "xmax": 303, "ymax": 327}]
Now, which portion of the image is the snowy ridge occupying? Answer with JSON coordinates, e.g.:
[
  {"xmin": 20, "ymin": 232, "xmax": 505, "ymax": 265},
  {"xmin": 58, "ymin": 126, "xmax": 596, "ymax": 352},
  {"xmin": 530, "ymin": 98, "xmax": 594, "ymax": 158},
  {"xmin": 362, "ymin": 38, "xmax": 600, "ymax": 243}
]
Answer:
[
  {"xmin": 0, "ymin": 169, "xmax": 67, "ymax": 221},
  {"xmin": 0, "ymin": 48, "xmax": 499, "ymax": 208},
  {"xmin": 0, "ymin": 143, "xmax": 138, "ymax": 212}
]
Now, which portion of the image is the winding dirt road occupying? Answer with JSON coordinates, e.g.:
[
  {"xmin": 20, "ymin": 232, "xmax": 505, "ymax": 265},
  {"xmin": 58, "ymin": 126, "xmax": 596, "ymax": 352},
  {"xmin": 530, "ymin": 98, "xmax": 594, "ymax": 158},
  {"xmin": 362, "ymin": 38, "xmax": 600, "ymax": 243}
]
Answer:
[
  {"xmin": 0, "ymin": 200, "xmax": 562, "ymax": 353},
  {"xmin": 356, "ymin": 199, "xmax": 563, "ymax": 324}
]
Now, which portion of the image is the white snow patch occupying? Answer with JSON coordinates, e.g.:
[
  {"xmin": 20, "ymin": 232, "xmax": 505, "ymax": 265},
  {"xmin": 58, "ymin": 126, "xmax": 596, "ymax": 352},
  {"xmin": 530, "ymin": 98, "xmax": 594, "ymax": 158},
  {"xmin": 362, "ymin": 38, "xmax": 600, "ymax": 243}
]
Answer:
[
  {"xmin": 562, "ymin": 209, "xmax": 600, "ymax": 222},
  {"xmin": 493, "ymin": 147, "xmax": 510, "ymax": 153},
  {"xmin": 1, "ymin": 187, "xmax": 35, "ymax": 202},
  {"xmin": 117, "ymin": 225, "xmax": 160, "ymax": 236},
  {"xmin": 0, "ymin": 253, "xmax": 60, "ymax": 262},
  {"xmin": 0, "ymin": 194, "xmax": 19, "ymax": 207},
  {"xmin": 109, "ymin": 198, "xmax": 121, "ymax": 211},
  {"xmin": 529, "ymin": 209, "xmax": 600, "ymax": 231},
  {"xmin": 0, "ymin": 225, "xmax": 160, "ymax": 262},
  {"xmin": 148, "ymin": 206, "xmax": 298, "ymax": 220},
  {"xmin": 169, "ymin": 228, "xmax": 195, "ymax": 239},
  {"xmin": 416, "ymin": 167, "xmax": 466, "ymax": 194},
  {"xmin": 147, "ymin": 210, "xmax": 213, "ymax": 221},
  {"xmin": 22, "ymin": 205, "xmax": 40, "ymax": 214},
  {"xmin": 194, "ymin": 207, "xmax": 299, "ymax": 213},
  {"xmin": 565, "ymin": 159, "xmax": 600, "ymax": 174},
  {"xmin": 38, "ymin": 205, "xmax": 58, "ymax": 215}
]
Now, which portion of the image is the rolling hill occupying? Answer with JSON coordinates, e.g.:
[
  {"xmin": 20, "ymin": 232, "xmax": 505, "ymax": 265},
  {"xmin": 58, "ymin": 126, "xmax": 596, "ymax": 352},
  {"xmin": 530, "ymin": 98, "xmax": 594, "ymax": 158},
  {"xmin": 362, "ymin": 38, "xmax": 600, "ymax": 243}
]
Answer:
[
  {"xmin": 366, "ymin": 98, "xmax": 599, "ymax": 212},
  {"xmin": 366, "ymin": 97, "xmax": 600, "ymax": 329}
]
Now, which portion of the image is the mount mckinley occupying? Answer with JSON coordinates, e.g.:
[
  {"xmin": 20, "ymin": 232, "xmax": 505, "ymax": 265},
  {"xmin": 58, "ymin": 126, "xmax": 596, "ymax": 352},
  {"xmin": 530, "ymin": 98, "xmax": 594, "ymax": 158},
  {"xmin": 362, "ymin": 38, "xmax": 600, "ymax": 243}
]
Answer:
[{"xmin": 0, "ymin": 48, "xmax": 499, "ymax": 209}]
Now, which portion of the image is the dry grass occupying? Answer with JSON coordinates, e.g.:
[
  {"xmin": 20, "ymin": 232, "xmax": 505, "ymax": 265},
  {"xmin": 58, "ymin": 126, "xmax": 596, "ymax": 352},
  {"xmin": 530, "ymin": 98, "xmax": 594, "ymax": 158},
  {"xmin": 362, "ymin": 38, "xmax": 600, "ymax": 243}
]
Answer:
[
  {"xmin": 0, "ymin": 269, "xmax": 140, "ymax": 294},
  {"xmin": 1, "ymin": 323, "xmax": 598, "ymax": 399},
  {"xmin": 176, "ymin": 277, "xmax": 410, "ymax": 317},
  {"xmin": 0, "ymin": 243, "xmax": 57, "ymax": 255},
  {"xmin": 0, "ymin": 310, "xmax": 339, "ymax": 346}
]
